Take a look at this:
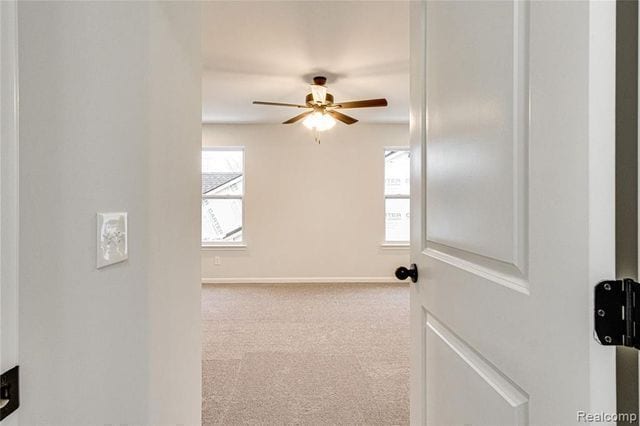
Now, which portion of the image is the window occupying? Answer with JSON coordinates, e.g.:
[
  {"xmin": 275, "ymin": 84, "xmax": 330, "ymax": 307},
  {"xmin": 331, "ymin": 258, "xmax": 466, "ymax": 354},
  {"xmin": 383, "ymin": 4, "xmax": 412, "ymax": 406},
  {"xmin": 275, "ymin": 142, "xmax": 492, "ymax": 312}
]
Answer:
[
  {"xmin": 384, "ymin": 149, "xmax": 410, "ymax": 243},
  {"xmin": 202, "ymin": 148, "xmax": 244, "ymax": 246}
]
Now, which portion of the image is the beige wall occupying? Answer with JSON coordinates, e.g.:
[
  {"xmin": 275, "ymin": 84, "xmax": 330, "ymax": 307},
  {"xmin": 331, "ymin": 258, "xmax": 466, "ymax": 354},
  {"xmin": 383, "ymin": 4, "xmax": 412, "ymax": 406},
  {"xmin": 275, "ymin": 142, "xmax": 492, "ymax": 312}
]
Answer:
[
  {"xmin": 202, "ymin": 123, "xmax": 410, "ymax": 282},
  {"xmin": 18, "ymin": 3, "xmax": 202, "ymax": 424}
]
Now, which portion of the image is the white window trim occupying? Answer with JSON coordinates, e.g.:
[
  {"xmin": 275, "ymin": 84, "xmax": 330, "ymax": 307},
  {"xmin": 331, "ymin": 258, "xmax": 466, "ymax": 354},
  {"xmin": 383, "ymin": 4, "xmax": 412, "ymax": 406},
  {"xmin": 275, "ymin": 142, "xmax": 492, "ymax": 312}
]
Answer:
[
  {"xmin": 382, "ymin": 146, "xmax": 410, "ymax": 246},
  {"xmin": 380, "ymin": 243, "xmax": 410, "ymax": 250},
  {"xmin": 201, "ymin": 146, "xmax": 246, "ymax": 248},
  {"xmin": 201, "ymin": 244, "xmax": 247, "ymax": 251}
]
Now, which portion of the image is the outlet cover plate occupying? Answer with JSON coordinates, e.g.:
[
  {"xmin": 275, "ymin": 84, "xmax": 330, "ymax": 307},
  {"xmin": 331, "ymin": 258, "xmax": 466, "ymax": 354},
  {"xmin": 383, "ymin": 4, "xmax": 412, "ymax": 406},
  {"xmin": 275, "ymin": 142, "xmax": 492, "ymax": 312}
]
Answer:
[{"xmin": 97, "ymin": 212, "xmax": 128, "ymax": 269}]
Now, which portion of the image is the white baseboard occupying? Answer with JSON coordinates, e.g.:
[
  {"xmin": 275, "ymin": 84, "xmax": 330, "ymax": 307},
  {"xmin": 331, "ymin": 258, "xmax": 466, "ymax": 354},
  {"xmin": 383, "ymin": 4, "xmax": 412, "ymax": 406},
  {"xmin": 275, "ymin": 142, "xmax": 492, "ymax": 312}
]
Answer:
[{"xmin": 202, "ymin": 276, "xmax": 400, "ymax": 284}]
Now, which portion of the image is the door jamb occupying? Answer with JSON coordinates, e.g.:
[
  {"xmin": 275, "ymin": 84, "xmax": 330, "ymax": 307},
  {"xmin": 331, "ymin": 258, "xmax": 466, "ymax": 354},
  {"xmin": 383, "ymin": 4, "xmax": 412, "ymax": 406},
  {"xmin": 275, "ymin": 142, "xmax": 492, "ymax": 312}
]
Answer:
[{"xmin": 0, "ymin": 1, "xmax": 20, "ymax": 423}]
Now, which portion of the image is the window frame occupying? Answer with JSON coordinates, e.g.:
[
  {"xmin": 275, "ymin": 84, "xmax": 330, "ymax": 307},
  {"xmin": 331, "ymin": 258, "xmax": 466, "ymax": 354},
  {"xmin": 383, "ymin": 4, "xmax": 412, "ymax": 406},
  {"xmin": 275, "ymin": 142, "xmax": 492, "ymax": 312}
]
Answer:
[
  {"xmin": 201, "ymin": 146, "xmax": 246, "ymax": 249},
  {"xmin": 383, "ymin": 146, "xmax": 410, "ymax": 247}
]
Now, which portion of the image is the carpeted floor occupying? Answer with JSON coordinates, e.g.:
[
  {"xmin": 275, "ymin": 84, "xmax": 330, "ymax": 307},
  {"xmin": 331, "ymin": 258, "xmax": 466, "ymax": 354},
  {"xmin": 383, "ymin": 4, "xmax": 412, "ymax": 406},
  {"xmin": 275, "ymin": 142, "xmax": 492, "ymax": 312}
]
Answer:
[{"xmin": 202, "ymin": 283, "xmax": 409, "ymax": 425}]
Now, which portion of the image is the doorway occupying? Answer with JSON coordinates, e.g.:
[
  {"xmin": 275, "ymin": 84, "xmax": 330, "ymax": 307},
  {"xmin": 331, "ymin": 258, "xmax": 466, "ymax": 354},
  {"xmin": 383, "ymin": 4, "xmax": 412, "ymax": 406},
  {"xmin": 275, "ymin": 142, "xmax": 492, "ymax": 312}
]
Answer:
[{"xmin": 199, "ymin": 1, "xmax": 411, "ymax": 424}]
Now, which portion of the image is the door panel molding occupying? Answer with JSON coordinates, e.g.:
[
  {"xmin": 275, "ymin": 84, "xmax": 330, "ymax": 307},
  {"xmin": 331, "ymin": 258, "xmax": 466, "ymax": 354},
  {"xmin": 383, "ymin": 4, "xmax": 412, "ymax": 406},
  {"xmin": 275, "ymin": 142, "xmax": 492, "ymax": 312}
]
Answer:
[
  {"xmin": 424, "ymin": 0, "xmax": 530, "ymax": 294},
  {"xmin": 424, "ymin": 242, "xmax": 529, "ymax": 295},
  {"xmin": 426, "ymin": 313, "xmax": 529, "ymax": 424}
]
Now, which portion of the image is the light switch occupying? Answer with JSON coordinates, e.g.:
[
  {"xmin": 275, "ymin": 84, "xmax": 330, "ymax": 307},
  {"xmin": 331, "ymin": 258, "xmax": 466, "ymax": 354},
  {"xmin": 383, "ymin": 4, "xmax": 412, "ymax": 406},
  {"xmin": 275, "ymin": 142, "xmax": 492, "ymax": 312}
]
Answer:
[{"xmin": 97, "ymin": 212, "xmax": 128, "ymax": 269}]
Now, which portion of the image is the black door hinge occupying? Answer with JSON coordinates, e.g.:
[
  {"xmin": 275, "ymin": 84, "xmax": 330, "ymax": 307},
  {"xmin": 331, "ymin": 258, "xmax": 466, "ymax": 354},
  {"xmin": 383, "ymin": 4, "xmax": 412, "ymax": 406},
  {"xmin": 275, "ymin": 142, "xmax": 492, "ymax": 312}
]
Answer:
[
  {"xmin": 0, "ymin": 365, "xmax": 19, "ymax": 421},
  {"xmin": 595, "ymin": 279, "xmax": 640, "ymax": 349}
]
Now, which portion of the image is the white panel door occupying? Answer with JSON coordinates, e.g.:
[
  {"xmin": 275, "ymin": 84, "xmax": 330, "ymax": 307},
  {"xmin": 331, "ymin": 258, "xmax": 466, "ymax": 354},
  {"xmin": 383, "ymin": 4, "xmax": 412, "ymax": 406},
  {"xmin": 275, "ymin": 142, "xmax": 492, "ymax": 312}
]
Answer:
[{"xmin": 409, "ymin": 1, "xmax": 617, "ymax": 424}]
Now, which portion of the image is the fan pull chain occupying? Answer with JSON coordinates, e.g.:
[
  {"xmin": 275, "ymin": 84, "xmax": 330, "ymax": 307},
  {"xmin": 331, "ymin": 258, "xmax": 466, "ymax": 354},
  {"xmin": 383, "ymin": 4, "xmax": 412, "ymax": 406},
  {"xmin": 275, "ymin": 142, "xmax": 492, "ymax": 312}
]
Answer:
[{"xmin": 314, "ymin": 129, "xmax": 321, "ymax": 144}]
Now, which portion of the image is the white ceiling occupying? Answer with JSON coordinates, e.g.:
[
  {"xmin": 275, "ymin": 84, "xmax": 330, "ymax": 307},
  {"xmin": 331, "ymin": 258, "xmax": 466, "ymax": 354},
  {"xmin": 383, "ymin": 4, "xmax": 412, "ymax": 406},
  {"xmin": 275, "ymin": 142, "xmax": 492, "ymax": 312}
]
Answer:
[{"xmin": 202, "ymin": 1, "xmax": 409, "ymax": 124}]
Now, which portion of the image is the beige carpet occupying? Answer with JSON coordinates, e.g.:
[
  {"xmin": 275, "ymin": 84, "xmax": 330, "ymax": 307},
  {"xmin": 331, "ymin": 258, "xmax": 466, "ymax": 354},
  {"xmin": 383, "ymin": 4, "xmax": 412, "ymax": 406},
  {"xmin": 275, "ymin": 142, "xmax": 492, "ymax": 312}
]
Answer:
[{"xmin": 202, "ymin": 283, "xmax": 409, "ymax": 425}]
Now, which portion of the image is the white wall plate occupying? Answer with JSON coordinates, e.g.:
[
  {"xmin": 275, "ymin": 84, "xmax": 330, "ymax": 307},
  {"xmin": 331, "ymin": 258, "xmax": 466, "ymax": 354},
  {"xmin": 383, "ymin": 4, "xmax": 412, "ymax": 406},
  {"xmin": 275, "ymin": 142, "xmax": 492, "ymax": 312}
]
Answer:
[{"xmin": 97, "ymin": 212, "xmax": 128, "ymax": 269}]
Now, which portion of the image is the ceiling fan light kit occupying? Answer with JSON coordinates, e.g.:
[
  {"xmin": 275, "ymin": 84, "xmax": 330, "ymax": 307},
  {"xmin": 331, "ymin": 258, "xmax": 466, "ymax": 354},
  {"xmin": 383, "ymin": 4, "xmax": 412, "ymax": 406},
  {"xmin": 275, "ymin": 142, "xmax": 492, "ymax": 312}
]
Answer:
[
  {"xmin": 252, "ymin": 75, "xmax": 388, "ymax": 143},
  {"xmin": 303, "ymin": 111, "xmax": 336, "ymax": 132}
]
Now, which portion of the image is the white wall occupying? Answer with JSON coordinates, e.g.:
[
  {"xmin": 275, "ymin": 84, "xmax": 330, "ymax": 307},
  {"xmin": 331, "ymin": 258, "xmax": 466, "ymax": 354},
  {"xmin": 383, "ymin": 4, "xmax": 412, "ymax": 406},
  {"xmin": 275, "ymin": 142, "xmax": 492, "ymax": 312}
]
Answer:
[
  {"xmin": 18, "ymin": 2, "xmax": 201, "ymax": 425},
  {"xmin": 202, "ymin": 123, "xmax": 410, "ymax": 283}
]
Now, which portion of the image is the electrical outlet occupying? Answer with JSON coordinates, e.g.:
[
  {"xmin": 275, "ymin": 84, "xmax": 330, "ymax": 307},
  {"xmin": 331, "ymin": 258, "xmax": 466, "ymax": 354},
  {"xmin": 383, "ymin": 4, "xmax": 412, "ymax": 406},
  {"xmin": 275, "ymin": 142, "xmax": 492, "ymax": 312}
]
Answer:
[{"xmin": 214, "ymin": 256, "xmax": 222, "ymax": 266}]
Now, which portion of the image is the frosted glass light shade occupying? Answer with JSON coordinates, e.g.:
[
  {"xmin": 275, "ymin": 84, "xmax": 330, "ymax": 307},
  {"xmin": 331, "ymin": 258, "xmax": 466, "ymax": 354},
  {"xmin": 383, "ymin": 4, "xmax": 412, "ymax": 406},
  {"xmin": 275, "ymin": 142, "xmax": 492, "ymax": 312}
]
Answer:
[{"xmin": 303, "ymin": 111, "xmax": 336, "ymax": 131}]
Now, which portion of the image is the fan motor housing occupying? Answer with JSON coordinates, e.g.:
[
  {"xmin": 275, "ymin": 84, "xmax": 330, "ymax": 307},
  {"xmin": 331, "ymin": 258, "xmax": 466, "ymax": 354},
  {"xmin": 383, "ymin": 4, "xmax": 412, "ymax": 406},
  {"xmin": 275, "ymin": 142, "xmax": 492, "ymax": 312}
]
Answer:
[{"xmin": 306, "ymin": 92, "xmax": 334, "ymax": 106}]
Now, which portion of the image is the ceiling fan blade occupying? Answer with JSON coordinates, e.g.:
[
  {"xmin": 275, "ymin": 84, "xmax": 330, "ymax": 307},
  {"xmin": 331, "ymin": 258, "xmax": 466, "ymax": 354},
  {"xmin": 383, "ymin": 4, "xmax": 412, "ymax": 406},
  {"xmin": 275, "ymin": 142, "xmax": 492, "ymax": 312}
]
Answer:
[
  {"xmin": 327, "ymin": 110, "xmax": 358, "ymax": 125},
  {"xmin": 331, "ymin": 98, "xmax": 388, "ymax": 109},
  {"xmin": 283, "ymin": 110, "xmax": 313, "ymax": 124},
  {"xmin": 253, "ymin": 101, "xmax": 309, "ymax": 108}
]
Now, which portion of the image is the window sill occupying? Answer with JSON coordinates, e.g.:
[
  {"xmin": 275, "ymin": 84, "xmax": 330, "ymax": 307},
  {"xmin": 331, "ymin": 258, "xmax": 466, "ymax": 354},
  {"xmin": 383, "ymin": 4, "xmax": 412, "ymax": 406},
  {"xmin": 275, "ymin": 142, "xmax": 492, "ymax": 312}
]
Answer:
[
  {"xmin": 380, "ymin": 243, "xmax": 410, "ymax": 250},
  {"xmin": 201, "ymin": 244, "xmax": 247, "ymax": 251}
]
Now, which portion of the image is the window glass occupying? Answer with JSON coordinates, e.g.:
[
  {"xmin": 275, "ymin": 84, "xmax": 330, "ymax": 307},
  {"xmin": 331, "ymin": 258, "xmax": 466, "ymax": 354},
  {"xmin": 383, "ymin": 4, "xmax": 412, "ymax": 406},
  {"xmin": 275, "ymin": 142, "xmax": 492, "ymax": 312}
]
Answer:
[
  {"xmin": 202, "ymin": 149, "xmax": 243, "ymax": 173},
  {"xmin": 385, "ymin": 198, "xmax": 410, "ymax": 242},
  {"xmin": 385, "ymin": 150, "xmax": 410, "ymax": 195},
  {"xmin": 202, "ymin": 149, "xmax": 244, "ymax": 245},
  {"xmin": 202, "ymin": 199, "xmax": 243, "ymax": 243},
  {"xmin": 384, "ymin": 149, "xmax": 410, "ymax": 242}
]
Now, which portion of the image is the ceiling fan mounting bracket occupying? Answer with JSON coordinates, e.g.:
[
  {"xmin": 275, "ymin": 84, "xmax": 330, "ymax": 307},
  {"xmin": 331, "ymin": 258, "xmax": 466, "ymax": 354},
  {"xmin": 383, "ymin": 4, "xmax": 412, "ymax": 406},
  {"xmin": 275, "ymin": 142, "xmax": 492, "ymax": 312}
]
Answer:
[{"xmin": 312, "ymin": 76, "xmax": 327, "ymax": 86}]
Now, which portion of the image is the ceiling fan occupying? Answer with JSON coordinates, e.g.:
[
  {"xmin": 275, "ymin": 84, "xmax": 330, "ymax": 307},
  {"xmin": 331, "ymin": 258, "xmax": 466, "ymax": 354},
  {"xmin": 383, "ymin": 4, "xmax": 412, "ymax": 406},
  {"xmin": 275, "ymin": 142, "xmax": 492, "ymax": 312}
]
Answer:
[{"xmin": 252, "ymin": 76, "xmax": 388, "ymax": 132}]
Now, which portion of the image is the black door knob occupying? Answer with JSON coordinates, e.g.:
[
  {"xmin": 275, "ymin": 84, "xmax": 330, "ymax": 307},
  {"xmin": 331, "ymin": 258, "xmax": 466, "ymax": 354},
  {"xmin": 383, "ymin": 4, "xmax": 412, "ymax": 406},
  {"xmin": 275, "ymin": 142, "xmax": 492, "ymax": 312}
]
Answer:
[{"xmin": 395, "ymin": 264, "xmax": 418, "ymax": 283}]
